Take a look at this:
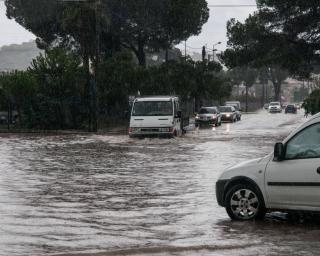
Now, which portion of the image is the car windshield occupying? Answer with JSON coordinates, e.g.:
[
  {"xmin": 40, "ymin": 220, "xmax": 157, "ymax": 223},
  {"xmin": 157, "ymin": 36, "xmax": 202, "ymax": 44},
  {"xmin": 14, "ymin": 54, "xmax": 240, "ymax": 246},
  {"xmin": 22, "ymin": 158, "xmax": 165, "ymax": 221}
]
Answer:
[
  {"xmin": 270, "ymin": 102, "xmax": 280, "ymax": 106},
  {"xmin": 199, "ymin": 108, "xmax": 216, "ymax": 114},
  {"xmin": 132, "ymin": 101, "xmax": 173, "ymax": 116},
  {"xmin": 219, "ymin": 106, "xmax": 233, "ymax": 112}
]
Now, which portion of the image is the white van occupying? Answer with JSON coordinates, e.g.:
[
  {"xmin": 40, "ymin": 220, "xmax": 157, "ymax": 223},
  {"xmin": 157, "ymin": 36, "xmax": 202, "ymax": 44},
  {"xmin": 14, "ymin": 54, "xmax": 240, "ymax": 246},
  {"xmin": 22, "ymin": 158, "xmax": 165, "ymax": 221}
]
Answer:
[
  {"xmin": 216, "ymin": 112, "xmax": 320, "ymax": 220},
  {"xmin": 129, "ymin": 96, "xmax": 182, "ymax": 138},
  {"xmin": 225, "ymin": 101, "xmax": 241, "ymax": 111}
]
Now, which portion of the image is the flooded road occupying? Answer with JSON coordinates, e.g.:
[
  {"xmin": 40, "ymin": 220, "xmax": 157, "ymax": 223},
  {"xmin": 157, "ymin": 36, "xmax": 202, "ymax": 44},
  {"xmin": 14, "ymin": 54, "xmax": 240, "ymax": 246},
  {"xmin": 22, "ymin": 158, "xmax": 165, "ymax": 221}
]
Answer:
[{"xmin": 0, "ymin": 111, "xmax": 318, "ymax": 256}]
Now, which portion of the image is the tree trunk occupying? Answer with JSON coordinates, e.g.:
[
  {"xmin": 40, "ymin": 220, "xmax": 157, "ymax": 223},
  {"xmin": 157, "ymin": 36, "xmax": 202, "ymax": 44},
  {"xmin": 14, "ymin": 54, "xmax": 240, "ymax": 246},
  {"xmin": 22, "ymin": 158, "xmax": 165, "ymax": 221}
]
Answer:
[
  {"xmin": 165, "ymin": 48, "xmax": 169, "ymax": 62},
  {"xmin": 137, "ymin": 37, "xmax": 146, "ymax": 67},
  {"xmin": 274, "ymin": 82, "xmax": 281, "ymax": 102}
]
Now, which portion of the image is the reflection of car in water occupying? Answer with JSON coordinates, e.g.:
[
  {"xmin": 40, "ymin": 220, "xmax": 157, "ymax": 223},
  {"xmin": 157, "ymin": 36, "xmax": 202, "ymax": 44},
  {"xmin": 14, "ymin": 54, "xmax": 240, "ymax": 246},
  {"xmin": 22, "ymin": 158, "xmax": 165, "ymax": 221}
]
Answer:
[
  {"xmin": 219, "ymin": 106, "xmax": 237, "ymax": 123},
  {"xmin": 195, "ymin": 107, "xmax": 222, "ymax": 127},
  {"xmin": 129, "ymin": 96, "xmax": 183, "ymax": 138},
  {"xmin": 285, "ymin": 104, "xmax": 297, "ymax": 114},
  {"xmin": 216, "ymin": 113, "xmax": 320, "ymax": 221}
]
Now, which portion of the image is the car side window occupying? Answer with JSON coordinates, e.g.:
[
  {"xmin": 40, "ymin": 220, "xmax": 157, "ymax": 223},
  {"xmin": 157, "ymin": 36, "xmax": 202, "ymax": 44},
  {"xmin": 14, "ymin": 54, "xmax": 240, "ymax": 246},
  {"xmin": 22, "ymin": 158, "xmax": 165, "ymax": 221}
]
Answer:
[{"xmin": 286, "ymin": 123, "xmax": 320, "ymax": 160}]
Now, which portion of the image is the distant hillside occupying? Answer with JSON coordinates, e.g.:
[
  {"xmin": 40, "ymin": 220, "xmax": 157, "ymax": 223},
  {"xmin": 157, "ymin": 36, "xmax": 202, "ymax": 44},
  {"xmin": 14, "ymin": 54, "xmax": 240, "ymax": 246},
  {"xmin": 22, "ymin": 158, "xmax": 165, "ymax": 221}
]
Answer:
[{"xmin": 0, "ymin": 41, "xmax": 42, "ymax": 72}]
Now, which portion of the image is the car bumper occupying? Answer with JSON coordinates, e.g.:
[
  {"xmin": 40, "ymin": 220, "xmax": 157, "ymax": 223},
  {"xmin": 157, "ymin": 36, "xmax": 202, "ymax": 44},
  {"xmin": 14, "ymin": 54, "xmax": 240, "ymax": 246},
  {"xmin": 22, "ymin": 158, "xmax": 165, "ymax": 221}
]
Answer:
[
  {"xmin": 221, "ymin": 116, "xmax": 233, "ymax": 121},
  {"xmin": 269, "ymin": 109, "xmax": 282, "ymax": 113},
  {"xmin": 216, "ymin": 179, "xmax": 229, "ymax": 207},
  {"xmin": 195, "ymin": 119, "xmax": 216, "ymax": 125},
  {"xmin": 129, "ymin": 127, "xmax": 174, "ymax": 137}
]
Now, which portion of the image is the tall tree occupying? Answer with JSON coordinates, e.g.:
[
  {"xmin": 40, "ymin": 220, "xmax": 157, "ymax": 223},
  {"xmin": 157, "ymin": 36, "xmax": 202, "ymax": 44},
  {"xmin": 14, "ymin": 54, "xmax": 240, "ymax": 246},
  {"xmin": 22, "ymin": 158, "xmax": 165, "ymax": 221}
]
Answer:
[
  {"xmin": 109, "ymin": 0, "xmax": 209, "ymax": 66},
  {"xmin": 222, "ymin": 1, "xmax": 320, "ymax": 77},
  {"xmin": 228, "ymin": 67, "xmax": 259, "ymax": 112}
]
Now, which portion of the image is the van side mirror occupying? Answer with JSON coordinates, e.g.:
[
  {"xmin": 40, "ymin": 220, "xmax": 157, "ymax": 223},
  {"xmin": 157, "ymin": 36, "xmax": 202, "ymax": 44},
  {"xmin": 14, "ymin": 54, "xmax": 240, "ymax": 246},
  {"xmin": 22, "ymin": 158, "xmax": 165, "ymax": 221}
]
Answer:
[
  {"xmin": 176, "ymin": 110, "xmax": 182, "ymax": 118},
  {"xmin": 274, "ymin": 142, "xmax": 285, "ymax": 161}
]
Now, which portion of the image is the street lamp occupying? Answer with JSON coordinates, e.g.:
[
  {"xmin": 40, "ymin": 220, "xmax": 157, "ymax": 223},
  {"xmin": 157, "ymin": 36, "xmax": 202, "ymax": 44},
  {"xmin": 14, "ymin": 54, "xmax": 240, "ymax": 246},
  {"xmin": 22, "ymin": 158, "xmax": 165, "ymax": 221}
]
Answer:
[{"xmin": 212, "ymin": 41, "xmax": 221, "ymax": 62}]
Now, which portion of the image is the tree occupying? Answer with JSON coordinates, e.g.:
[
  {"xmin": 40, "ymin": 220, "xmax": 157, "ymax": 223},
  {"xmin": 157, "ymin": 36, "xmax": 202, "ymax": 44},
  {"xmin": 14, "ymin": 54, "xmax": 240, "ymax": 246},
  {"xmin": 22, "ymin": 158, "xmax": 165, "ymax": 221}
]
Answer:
[
  {"xmin": 222, "ymin": 1, "xmax": 320, "ymax": 77},
  {"xmin": 228, "ymin": 66, "xmax": 259, "ymax": 112},
  {"xmin": 109, "ymin": 0, "xmax": 209, "ymax": 66},
  {"xmin": 0, "ymin": 71, "xmax": 37, "ymax": 126},
  {"xmin": 29, "ymin": 48, "xmax": 86, "ymax": 129}
]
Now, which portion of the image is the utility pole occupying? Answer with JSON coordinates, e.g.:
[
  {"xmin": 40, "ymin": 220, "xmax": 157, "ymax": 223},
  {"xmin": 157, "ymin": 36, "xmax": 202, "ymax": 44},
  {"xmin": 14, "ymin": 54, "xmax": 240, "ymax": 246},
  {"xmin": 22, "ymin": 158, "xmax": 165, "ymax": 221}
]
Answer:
[{"xmin": 202, "ymin": 46, "xmax": 206, "ymax": 62}]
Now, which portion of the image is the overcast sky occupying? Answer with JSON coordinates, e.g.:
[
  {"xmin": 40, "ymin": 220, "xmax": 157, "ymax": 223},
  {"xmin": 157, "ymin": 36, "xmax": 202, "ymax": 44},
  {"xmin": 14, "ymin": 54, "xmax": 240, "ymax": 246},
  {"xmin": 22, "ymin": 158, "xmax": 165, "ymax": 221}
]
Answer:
[{"xmin": 0, "ymin": 0, "xmax": 257, "ymax": 52}]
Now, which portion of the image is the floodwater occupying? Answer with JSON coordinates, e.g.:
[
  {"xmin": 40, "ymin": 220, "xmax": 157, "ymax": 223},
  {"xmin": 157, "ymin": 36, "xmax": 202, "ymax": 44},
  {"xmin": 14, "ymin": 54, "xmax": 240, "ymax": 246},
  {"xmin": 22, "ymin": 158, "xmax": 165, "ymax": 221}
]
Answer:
[{"xmin": 0, "ymin": 110, "xmax": 318, "ymax": 256}]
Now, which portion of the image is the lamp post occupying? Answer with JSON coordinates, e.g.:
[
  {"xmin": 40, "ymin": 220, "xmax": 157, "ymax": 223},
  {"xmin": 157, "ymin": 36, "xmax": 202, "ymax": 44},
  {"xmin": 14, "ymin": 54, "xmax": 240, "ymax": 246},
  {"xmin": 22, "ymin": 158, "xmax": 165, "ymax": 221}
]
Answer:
[{"xmin": 212, "ymin": 41, "xmax": 221, "ymax": 62}]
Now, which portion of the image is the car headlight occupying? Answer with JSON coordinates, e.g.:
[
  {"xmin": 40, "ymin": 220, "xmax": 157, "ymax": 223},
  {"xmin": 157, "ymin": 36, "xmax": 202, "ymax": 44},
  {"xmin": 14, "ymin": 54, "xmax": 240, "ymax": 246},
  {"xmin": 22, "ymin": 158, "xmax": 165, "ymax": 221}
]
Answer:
[
  {"xmin": 226, "ymin": 114, "xmax": 230, "ymax": 117},
  {"xmin": 159, "ymin": 128, "xmax": 171, "ymax": 132}
]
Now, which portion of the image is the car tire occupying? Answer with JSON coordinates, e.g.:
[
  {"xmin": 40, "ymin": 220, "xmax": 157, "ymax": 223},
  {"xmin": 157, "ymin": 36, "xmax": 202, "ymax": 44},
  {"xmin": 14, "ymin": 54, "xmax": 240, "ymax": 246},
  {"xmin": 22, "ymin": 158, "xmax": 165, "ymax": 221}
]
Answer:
[{"xmin": 225, "ymin": 184, "xmax": 266, "ymax": 221}]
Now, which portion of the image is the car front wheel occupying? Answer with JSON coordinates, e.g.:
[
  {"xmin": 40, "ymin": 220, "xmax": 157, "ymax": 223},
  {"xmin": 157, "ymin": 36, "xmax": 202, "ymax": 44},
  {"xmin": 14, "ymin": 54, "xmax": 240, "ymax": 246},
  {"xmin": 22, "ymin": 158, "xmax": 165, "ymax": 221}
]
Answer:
[{"xmin": 225, "ymin": 184, "xmax": 266, "ymax": 221}]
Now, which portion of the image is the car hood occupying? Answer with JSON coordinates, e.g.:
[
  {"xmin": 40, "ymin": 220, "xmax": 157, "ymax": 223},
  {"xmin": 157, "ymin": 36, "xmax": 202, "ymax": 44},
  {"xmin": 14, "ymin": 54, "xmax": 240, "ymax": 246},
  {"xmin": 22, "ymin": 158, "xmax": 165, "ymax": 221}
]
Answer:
[
  {"xmin": 198, "ymin": 114, "xmax": 215, "ymax": 117},
  {"xmin": 218, "ymin": 154, "xmax": 272, "ymax": 181}
]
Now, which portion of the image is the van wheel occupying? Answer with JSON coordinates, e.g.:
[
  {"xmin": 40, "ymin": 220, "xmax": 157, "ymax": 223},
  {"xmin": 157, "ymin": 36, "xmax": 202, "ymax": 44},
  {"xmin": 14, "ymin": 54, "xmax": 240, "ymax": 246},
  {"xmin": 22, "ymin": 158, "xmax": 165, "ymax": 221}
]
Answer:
[{"xmin": 225, "ymin": 184, "xmax": 266, "ymax": 221}]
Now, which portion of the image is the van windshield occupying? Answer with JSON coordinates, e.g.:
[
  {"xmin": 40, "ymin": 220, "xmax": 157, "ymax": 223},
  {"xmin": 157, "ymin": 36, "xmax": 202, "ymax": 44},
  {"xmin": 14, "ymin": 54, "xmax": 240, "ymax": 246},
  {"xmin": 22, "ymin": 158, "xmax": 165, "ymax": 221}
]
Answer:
[{"xmin": 132, "ymin": 101, "xmax": 173, "ymax": 116}]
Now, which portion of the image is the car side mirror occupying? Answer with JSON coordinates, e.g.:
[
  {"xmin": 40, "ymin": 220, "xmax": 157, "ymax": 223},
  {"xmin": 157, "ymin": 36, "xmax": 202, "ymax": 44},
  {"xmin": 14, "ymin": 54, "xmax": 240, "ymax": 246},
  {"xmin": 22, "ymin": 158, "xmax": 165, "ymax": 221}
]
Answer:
[{"xmin": 274, "ymin": 142, "xmax": 285, "ymax": 161}]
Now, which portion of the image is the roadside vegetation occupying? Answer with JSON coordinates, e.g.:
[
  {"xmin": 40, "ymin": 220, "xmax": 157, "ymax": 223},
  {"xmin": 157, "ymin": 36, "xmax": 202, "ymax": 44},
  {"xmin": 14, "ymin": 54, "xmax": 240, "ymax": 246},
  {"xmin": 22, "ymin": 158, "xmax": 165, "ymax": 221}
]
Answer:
[{"xmin": 0, "ymin": 0, "xmax": 236, "ymax": 131}]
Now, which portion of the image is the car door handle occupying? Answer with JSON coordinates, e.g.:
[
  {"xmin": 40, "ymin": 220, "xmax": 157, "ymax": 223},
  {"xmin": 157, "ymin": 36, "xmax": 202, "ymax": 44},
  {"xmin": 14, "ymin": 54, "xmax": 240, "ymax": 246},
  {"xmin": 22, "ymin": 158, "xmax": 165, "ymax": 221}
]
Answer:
[{"xmin": 317, "ymin": 167, "xmax": 320, "ymax": 174}]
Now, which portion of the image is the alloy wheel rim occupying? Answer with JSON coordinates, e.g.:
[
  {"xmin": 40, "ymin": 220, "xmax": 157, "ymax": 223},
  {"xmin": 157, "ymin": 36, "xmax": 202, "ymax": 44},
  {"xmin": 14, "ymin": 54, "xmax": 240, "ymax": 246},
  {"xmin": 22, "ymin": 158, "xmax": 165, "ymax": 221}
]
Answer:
[{"xmin": 230, "ymin": 189, "xmax": 259, "ymax": 220}]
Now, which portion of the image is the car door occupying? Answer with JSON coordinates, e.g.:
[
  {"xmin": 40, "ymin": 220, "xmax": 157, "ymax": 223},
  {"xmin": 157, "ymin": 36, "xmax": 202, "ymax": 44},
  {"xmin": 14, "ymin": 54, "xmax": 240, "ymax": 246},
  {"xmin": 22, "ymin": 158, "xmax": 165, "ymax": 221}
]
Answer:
[{"xmin": 265, "ymin": 122, "xmax": 320, "ymax": 209}]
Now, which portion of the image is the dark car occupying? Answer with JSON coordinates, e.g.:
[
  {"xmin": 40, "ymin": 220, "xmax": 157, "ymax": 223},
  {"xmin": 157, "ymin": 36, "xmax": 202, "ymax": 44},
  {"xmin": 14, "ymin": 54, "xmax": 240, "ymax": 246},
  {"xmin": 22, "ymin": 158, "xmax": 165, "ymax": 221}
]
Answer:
[
  {"xmin": 233, "ymin": 105, "xmax": 242, "ymax": 121},
  {"xmin": 219, "ymin": 106, "xmax": 237, "ymax": 122},
  {"xmin": 195, "ymin": 107, "xmax": 222, "ymax": 127},
  {"xmin": 285, "ymin": 104, "xmax": 297, "ymax": 114}
]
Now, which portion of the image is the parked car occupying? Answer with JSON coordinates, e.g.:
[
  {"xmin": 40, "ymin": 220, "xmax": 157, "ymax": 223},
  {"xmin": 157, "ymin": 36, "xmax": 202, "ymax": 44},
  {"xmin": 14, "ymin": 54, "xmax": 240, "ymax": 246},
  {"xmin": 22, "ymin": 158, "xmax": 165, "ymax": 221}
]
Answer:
[
  {"xmin": 129, "ymin": 96, "xmax": 183, "ymax": 138},
  {"xmin": 263, "ymin": 103, "xmax": 269, "ymax": 110},
  {"xmin": 226, "ymin": 102, "xmax": 242, "ymax": 121},
  {"xmin": 216, "ymin": 113, "xmax": 320, "ymax": 220},
  {"xmin": 195, "ymin": 107, "xmax": 222, "ymax": 127},
  {"xmin": 268, "ymin": 102, "xmax": 282, "ymax": 113},
  {"xmin": 285, "ymin": 104, "xmax": 297, "ymax": 114},
  {"xmin": 219, "ymin": 106, "xmax": 237, "ymax": 122}
]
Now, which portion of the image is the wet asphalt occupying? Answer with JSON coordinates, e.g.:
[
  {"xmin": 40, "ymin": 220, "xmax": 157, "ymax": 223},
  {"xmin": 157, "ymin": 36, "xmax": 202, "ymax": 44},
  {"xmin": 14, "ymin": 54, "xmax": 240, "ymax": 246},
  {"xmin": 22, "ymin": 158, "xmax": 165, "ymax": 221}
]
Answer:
[{"xmin": 0, "ymin": 110, "xmax": 319, "ymax": 256}]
